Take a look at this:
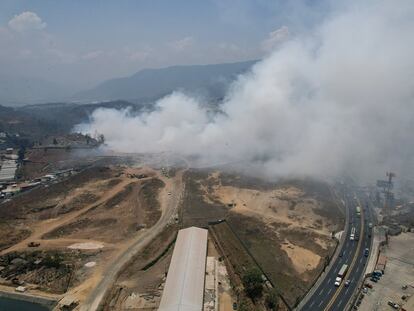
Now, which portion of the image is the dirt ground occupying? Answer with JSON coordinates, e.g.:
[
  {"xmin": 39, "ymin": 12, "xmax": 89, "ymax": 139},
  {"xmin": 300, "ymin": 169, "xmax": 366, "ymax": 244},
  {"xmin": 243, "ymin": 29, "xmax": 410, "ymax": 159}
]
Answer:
[
  {"xmin": 101, "ymin": 224, "xmax": 178, "ymax": 311},
  {"xmin": 42, "ymin": 178, "xmax": 164, "ymax": 243},
  {"xmin": 183, "ymin": 169, "xmax": 343, "ymax": 308},
  {"xmin": 19, "ymin": 148, "xmax": 99, "ymax": 180},
  {"xmin": 358, "ymin": 232, "xmax": 414, "ymax": 311},
  {"xmin": 0, "ymin": 164, "xmax": 174, "ymax": 301}
]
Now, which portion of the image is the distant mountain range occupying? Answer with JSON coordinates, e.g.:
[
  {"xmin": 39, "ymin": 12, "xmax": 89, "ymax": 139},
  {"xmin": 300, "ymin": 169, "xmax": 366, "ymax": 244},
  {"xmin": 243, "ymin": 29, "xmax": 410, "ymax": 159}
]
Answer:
[
  {"xmin": 74, "ymin": 60, "xmax": 257, "ymax": 102},
  {"xmin": 0, "ymin": 60, "xmax": 257, "ymax": 106}
]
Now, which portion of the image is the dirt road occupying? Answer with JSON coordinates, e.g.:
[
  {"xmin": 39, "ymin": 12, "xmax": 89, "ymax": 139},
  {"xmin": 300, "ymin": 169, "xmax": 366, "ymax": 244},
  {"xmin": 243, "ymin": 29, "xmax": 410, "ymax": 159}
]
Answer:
[
  {"xmin": 78, "ymin": 169, "xmax": 185, "ymax": 311},
  {"xmin": 0, "ymin": 178, "xmax": 135, "ymax": 255}
]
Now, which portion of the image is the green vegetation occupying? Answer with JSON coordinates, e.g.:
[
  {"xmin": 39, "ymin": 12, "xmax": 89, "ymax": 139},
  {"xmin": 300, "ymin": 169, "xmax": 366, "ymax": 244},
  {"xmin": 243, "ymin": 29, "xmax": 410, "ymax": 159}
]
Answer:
[
  {"xmin": 43, "ymin": 252, "xmax": 65, "ymax": 269},
  {"xmin": 242, "ymin": 267, "xmax": 264, "ymax": 300},
  {"xmin": 265, "ymin": 289, "xmax": 279, "ymax": 310}
]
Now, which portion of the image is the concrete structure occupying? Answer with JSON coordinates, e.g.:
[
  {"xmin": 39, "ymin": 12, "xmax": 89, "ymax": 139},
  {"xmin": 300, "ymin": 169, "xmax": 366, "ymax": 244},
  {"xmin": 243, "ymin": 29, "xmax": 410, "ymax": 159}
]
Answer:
[
  {"xmin": 158, "ymin": 226, "xmax": 208, "ymax": 311},
  {"xmin": 0, "ymin": 159, "xmax": 17, "ymax": 182},
  {"xmin": 204, "ymin": 257, "xmax": 218, "ymax": 311},
  {"xmin": 365, "ymin": 226, "xmax": 386, "ymax": 275}
]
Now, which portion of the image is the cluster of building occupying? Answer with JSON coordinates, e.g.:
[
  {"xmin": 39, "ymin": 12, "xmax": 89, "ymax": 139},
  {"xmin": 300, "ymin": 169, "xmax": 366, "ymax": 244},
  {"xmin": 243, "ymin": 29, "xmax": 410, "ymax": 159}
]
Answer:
[
  {"xmin": 0, "ymin": 131, "xmax": 20, "ymax": 148},
  {"xmin": 0, "ymin": 160, "xmax": 75, "ymax": 200},
  {"xmin": 0, "ymin": 148, "xmax": 19, "ymax": 184}
]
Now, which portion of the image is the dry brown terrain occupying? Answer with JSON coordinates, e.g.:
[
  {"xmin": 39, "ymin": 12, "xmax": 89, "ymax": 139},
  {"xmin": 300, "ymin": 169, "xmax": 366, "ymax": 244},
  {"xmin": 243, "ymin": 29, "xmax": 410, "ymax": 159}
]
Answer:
[
  {"xmin": 182, "ymin": 169, "xmax": 344, "ymax": 308},
  {"xmin": 1, "ymin": 158, "xmax": 342, "ymax": 310},
  {"xmin": 19, "ymin": 148, "xmax": 97, "ymax": 180},
  {"xmin": 0, "ymin": 163, "xmax": 180, "ymax": 307},
  {"xmin": 101, "ymin": 224, "xmax": 178, "ymax": 311}
]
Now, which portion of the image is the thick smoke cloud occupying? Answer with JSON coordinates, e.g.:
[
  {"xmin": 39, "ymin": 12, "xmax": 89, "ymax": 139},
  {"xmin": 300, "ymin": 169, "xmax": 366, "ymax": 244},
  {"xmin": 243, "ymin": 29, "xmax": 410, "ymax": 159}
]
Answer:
[{"xmin": 77, "ymin": 1, "xmax": 414, "ymax": 181}]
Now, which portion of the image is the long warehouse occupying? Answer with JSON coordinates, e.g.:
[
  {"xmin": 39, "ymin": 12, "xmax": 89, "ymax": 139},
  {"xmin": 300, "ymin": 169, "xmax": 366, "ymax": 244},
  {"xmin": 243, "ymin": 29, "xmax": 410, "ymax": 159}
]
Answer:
[{"xmin": 158, "ymin": 226, "xmax": 208, "ymax": 311}]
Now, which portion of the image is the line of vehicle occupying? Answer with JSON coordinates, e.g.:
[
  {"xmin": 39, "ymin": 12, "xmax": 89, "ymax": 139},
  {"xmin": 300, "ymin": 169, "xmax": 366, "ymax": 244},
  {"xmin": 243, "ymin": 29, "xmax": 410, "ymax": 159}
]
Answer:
[{"xmin": 324, "ymin": 193, "xmax": 364, "ymax": 311}]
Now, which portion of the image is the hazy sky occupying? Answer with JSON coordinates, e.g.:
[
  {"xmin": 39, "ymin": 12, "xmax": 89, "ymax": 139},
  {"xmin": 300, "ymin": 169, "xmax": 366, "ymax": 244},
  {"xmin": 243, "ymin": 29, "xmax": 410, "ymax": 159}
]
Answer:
[{"xmin": 0, "ymin": 0, "xmax": 330, "ymax": 90}]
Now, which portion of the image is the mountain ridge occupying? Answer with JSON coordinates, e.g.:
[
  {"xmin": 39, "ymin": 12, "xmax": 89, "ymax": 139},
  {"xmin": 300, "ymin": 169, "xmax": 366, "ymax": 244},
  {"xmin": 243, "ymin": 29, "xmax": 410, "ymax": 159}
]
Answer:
[{"xmin": 74, "ymin": 60, "xmax": 258, "ymax": 102}]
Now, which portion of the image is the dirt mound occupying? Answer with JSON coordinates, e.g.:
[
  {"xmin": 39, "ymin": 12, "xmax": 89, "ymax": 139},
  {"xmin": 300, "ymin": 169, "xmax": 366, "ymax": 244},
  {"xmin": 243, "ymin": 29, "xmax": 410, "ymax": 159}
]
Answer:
[
  {"xmin": 212, "ymin": 185, "xmax": 334, "ymax": 237},
  {"xmin": 0, "ymin": 223, "xmax": 31, "ymax": 252},
  {"xmin": 281, "ymin": 240, "xmax": 321, "ymax": 274},
  {"xmin": 0, "ymin": 166, "xmax": 119, "ymax": 220},
  {"xmin": 182, "ymin": 169, "xmax": 343, "ymax": 307},
  {"xmin": 42, "ymin": 178, "xmax": 164, "ymax": 244},
  {"xmin": 43, "ymin": 218, "xmax": 117, "ymax": 240}
]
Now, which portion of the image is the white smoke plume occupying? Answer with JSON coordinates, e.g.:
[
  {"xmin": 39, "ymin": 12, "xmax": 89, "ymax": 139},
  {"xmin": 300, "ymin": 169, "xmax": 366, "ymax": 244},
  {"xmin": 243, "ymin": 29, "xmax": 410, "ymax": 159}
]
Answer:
[{"xmin": 77, "ymin": 1, "xmax": 414, "ymax": 181}]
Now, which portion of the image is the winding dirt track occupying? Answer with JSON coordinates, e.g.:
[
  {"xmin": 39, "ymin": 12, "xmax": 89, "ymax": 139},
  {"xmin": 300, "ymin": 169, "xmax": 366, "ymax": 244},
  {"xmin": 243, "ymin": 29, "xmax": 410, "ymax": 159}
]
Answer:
[
  {"xmin": 0, "ymin": 178, "xmax": 135, "ymax": 256},
  {"xmin": 78, "ymin": 169, "xmax": 185, "ymax": 311}
]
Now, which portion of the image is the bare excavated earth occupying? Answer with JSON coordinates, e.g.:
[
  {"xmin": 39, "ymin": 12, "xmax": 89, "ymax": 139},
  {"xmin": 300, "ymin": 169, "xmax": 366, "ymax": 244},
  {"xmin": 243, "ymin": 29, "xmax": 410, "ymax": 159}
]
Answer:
[
  {"xmin": 42, "ymin": 178, "xmax": 164, "ymax": 243},
  {"xmin": 182, "ymin": 169, "xmax": 344, "ymax": 308},
  {"xmin": 0, "ymin": 164, "xmax": 169, "ymax": 299}
]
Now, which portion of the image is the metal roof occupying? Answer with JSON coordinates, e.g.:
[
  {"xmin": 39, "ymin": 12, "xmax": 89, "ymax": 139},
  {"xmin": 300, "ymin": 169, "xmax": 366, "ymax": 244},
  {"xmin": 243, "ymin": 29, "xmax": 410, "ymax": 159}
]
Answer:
[
  {"xmin": 158, "ymin": 226, "xmax": 208, "ymax": 311},
  {"xmin": 0, "ymin": 160, "xmax": 17, "ymax": 181}
]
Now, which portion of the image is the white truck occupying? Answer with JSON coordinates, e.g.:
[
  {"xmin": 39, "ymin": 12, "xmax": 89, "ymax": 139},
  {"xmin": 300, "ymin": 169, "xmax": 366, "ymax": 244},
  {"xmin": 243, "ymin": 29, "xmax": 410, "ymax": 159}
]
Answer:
[
  {"xmin": 350, "ymin": 227, "xmax": 356, "ymax": 241},
  {"xmin": 335, "ymin": 264, "xmax": 349, "ymax": 286}
]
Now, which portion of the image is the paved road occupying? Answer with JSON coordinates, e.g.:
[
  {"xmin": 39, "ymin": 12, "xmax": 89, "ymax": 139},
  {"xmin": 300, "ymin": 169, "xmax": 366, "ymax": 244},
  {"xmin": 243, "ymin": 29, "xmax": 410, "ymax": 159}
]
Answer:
[
  {"xmin": 330, "ymin": 190, "xmax": 374, "ymax": 311},
  {"xmin": 301, "ymin": 184, "xmax": 373, "ymax": 311},
  {"xmin": 79, "ymin": 170, "xmax": 185, "ymax": 311}
]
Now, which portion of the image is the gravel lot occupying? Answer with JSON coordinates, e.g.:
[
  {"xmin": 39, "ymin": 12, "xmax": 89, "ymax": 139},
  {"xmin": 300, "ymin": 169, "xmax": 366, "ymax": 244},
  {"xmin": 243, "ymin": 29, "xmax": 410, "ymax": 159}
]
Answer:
[{"xmin": 358, "ymin": 232, "xmax": 414, "ymax": 311}]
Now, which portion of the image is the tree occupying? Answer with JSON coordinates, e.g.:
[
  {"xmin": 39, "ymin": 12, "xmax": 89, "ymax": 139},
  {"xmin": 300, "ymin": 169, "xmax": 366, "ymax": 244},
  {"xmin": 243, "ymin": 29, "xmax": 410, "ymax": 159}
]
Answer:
[
  {"xmin": 242, "ymin": 267, "xmax": 264, "ymax": 300},
  {"xmin": 265, "ymin": 289, "xmax": 279, "ymax": 310},
  {"xmin": 18, "ymin": 146, "xmax": 25, "ymax": 161}
]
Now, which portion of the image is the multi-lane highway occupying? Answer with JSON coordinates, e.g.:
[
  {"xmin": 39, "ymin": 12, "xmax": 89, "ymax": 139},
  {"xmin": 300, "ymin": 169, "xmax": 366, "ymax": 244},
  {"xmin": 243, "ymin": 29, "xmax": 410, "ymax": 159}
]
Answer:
[{"xmin": 301, "ymin": 185, "xmax": 373, "ymax": 311}]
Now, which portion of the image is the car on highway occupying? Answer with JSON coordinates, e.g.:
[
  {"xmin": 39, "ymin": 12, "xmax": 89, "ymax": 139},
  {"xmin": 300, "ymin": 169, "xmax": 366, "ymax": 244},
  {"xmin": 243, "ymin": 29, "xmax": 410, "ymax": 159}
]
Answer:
[
  {"xmin": 350, "ymin": 227, "xmax": 356, "ymax": 240},
  {"xmin": 335, "ymin": 264, "xmax": 348, "ymax": 286},
  {"xmin": 345, "ymin": 279, "xmax": 351, "ymax": 287},
  {"xmin": 364, "ymin": 248, "xmax": 369, "ymax": 256},
  {"xmin": 335, "ymin": 277, "xmax": 342, "ymax": 287}
]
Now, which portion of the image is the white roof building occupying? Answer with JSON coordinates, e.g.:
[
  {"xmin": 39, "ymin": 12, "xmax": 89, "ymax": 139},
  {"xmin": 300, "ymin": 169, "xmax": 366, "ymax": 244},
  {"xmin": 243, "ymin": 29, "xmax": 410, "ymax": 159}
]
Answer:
[
  {"xmin": 158, "ymin": 226, "xmax": 208, "ymax": 311},
  {"xmin": 0, "ymin": 159, "xmax": 17, "ymax": 182}
]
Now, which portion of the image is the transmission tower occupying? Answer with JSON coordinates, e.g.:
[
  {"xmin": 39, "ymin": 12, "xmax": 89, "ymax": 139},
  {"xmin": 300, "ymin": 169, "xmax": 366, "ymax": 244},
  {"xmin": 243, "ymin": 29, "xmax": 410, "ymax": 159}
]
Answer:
[{"xmin": 384, "ymin": 171, "xmax": 396, "ymax": 211}]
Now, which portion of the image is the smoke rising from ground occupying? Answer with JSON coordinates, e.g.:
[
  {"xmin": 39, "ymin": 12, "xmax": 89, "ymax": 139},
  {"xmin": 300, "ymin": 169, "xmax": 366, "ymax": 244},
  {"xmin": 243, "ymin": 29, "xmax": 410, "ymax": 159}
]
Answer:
[{"xmin": 77, "ymin": 1, "xmax": 414, "ymax": 181}]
